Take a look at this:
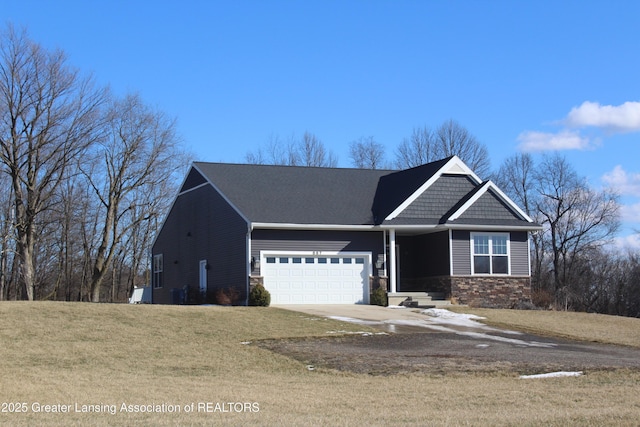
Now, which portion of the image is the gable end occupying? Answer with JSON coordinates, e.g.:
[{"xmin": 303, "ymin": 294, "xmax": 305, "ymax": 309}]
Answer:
[
  {"xmin": 396, "ymin": 174, "xmax": 477, "ymax": 222},
  {"xmin": 456, "ymin": 189, "xmax": 522, "ymax": 222},
  {"xmin": 180, "ymin": 167, "xmax": 207, "ymax": 193}
]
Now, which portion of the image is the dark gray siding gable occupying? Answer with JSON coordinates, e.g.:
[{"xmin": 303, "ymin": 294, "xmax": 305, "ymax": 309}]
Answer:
[
  {"xmin": 398, "ymin": 175, "xmax": 477, "ymax": 222},
  {"xmin": 457, "ymin": 189, "xmax": 522, "ymax": 222},
  {"xmin": 152, "ymin": 184, "xmax": 248, "ymax": 304}
]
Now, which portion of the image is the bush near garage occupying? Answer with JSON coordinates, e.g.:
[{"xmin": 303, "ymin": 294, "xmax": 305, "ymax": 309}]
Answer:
[
  {"xmin": 249, "ymin": 283, "xmax": 271, "ymax": 306},
  {"xmin": 370, "ymin": 287, "xmax": 387, "ymax": 306}
]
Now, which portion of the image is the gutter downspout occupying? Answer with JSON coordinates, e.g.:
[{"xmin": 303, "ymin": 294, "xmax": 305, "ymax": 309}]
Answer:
[{"xmin": 246, "ymin": 223, "xmax": 252, "ymax": 306}]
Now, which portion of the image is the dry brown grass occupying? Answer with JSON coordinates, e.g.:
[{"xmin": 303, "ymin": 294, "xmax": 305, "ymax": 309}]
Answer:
[{"xmin": 0, "ymin": 301, "xmax": 639, "ymax": 426}]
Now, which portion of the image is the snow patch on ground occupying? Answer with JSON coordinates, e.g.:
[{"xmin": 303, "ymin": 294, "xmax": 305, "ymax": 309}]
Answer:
[
  {"xmin": 520, "ymin": 371, "xmax": 583, "ymax": 379},
  {"xmin": 326, "ymin": 330, "xmax": 388, "ymax": 336},
  {"xmin": 329, "ymin": 309, "xmax": 558, "ymax": 348}
]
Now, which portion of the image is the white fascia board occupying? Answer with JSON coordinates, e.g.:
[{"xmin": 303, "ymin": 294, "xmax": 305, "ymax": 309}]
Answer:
[
  {"xmin": 191, "ymin": 164, "xmax": 251, "ymax": 225},
  {"xmin": 378, "ymin": 224, "xmax": 441, "ymax": 232},
  {"xmin": 250, "ymin": 222, "xmax": 378, "ymax": 231},
  {"xmin": 446, "ymin": 180, "xmax": 535, "ymax": 223},
  {"xmin": 385, "ymin": 156, "xmax": 482, "ymax": 221},
  {"xmin": 446, "ymin": 223, "xmax": 544, "ymax": 231}
]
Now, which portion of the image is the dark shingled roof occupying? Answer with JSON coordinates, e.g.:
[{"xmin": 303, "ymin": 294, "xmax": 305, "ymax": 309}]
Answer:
[
  {"xmin": 190, "ymin": 158, "xmax": 537, "ymax": 228},
  {"xmin": 193, "ymin": 162, "xmax": 392, "ymax": 225}
]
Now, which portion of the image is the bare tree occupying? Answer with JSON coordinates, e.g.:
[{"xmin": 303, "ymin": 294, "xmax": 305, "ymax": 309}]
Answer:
[
  {"xmin": 492, "ymin": 153, "xmax": 536, "ymax": 215},
  {"xmin": 349, "ymin": 136, "xmax": 387, "ymax": 169},
  {"xmin": 245, "ymin": 134, "xmax": 296, "ymax": 165},
  {"xmin": 0, "ymin": 172, "xmax": 15, "ymax": 300},
  {"xmin": 534, "ymin": 154, "xmax": 620, "ymax": 308},
  {"xmin": 434, "ymin": 119, "xmax": 490, "ymax": 177},
  {"xmin": 395, "ymin": 120, "xmax": 490, "ymax": 177},
  {"xmin": 395, "ymin": 127, "xmax": 436, "ymax": 169},
  {"xmin": 298, "ymin": 132, "xmax": 337, "ymax": 167},
  {"xmin": 246, "ymin": 132, "xmax": 337, "ymax": 167},
  {"xmin": 0, "ymin": 26, "xmax": 106, "ymax": 300},
  {"xmin": 491, "ymin": 152, "xmax": 545, "ymax": 294},
  {"xmin": 82, "ymin": 93, "xmax": 183, "ymax": 302}
]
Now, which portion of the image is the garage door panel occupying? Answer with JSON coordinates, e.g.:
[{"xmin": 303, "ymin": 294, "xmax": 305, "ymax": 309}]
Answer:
[{"xmin": 262, "ymin": 253, "xmax": 369, "ymax": 304}]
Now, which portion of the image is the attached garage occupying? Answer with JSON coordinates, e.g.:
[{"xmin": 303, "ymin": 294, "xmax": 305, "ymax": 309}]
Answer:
[{"xmin": 261, "ymin": 252, "xmax": 371, "ymax": 304}]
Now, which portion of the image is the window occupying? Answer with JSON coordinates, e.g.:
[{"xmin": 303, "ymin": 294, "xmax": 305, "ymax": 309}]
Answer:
[
  {"xmin": 292, "ymin": 257, "xmax": 302, "ymax": 264},
  {"xmin": 471, "ymin": 233, "xmax": 509, "ymax": 275},
  {"xmin": 266, "ymin": 257, "xmax": 276, "ymax": 264},
  {"xmin": 305, "ymin": 257, "xmax": 315, "ymax": 264},
  {"xmin": 330, "ymin": 258, "xmax": 340, "ymax": 264},
  {"xmin": 153, "ymin": 254, "xmax": 163, "ymax": 288}
]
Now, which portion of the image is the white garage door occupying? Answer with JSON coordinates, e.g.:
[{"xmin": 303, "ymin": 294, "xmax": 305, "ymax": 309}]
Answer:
[{"xmin": 261, "ymin": 253, "xmax": 370, "ymax": 304}]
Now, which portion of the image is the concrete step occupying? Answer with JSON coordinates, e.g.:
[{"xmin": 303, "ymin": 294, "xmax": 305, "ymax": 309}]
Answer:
[{"xmin": 387, "ymin": 292, "xmax": 451, "ymax": 308}]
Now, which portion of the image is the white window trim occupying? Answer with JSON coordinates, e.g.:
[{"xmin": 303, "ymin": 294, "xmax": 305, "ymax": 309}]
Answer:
[{"xmin": 470, "ymin": 232, "xmax": 511, "ymax": 275}]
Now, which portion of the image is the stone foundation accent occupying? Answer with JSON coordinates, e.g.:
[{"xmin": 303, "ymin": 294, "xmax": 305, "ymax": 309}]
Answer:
[
  {"xmin": 399, "ymin": 275, "xmax": 530, "ymax": 308},
  {"xmin": 450, "ymin": 276, "xmax": 531, "ymax": 308},
  {"xmin": 249, "ymin": 275, "xmax": 264, "ymax": 291}
]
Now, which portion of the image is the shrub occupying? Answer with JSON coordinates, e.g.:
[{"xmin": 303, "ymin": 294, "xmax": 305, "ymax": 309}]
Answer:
[
  {"xmin": 214, "ymin": 287, "xmax": 240, "ymax": 305},
  {"xmin": 249, "ymin": 284, "xmax": 271, "ymax": 307},
  {"xmin": 370, "ymin": 287, "xmax": 387, "ymax": 306}
]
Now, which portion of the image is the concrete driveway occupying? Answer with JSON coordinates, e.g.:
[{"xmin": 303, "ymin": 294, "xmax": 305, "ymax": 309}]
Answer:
[
  {"xmin": 276, "ymin": 304, "xmax": 432, "ymax": 322},
  {"xmin": 276, "ymin": 304, "xmax": 519, "ymax": 336}
]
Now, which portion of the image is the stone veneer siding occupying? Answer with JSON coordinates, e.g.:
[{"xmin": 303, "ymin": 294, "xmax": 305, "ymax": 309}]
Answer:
[
  {"xmin": 451, "ymin": 276, "xmax": 531, "ymax": 308},
  {"xmin": 410, "ymin": 276, "xmax": 531, "ymax": 308}
]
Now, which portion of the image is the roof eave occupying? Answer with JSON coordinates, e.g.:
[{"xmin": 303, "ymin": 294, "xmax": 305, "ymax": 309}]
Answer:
[
  {"xmin": 445, "ymin": 223, "xmax": 544, "ymax": 231},
  {"xmin": 250, "ymin": 222, "xmax": 379, "ymax": 231}
]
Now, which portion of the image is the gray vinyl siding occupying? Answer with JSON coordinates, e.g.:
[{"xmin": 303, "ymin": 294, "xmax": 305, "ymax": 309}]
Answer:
[
  {"xmin": 152, "ymin": 184, "xmax": 248, "ymax": 304},
  {"xmin": 251, "ymin": 229, "xmax": 384, "ymax": 275},
  {"xmin": 451, "ymin": 230, "xmax": 471, "ymax": 275},
  {"xmin": 510, "ymin": 231, "xmax": 530, "ymax": 275},
  {"xmin": 451, "ymin": 230, "xmax": 531, "ymax": 276}
]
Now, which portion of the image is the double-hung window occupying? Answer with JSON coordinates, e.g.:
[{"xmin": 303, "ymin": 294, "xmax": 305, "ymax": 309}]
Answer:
[{"xmin": 471, "ymin": 233, "xmax": 509, "ymax": 275}]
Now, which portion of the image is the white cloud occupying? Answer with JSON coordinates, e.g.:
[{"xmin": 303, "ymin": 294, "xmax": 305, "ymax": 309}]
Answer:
[
  {"xmin": 517, "ymin": 129, "xmax": 592, "ymax": 152},
  {"xmin": 565, "ymin": 101, "xmax": 640, "ymax": 132},
  {"xmin": 619, "ymin": 202, "xmax": 640, "ymax": 223},
  {"xmin": 613, "ymin": 233, "xmax": 640, "ymax": 252},
  {"xmin": 601, "ymin": 165, "xmax": 640, "ymax": 196}
]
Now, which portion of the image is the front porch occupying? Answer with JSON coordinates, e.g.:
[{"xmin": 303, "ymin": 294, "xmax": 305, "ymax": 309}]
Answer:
[{"xmin": 381, "ymin": 228, "xmax": 532, "ymax": 309}]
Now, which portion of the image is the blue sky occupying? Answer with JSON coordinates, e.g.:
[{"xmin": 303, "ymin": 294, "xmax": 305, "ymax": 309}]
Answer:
[{"xmin": 5, "ymin": 0, "xmax": 640, "ymax": 247}]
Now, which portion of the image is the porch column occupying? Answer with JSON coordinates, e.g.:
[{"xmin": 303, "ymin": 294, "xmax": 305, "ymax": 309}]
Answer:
[{"xmin": 389, "ymin": 229, "xmax": 397, "ymax": 293}]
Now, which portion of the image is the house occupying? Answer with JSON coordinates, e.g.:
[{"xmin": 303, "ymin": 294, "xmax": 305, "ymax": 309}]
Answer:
[{"xmin": 151, "ymin": 156, "xmax": 541, "ymax": 307}]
